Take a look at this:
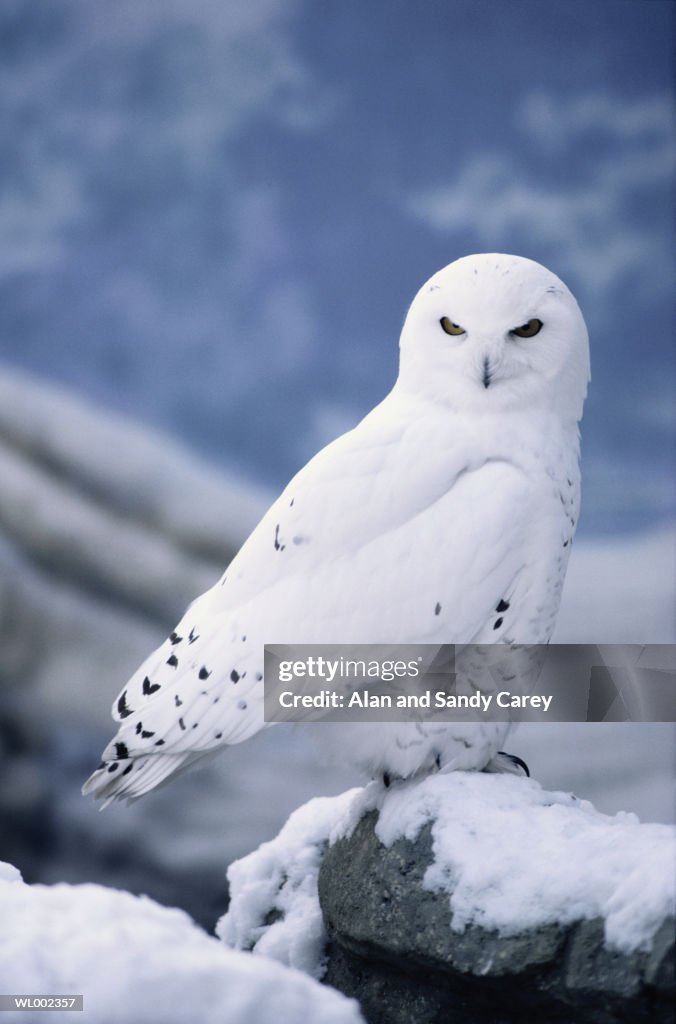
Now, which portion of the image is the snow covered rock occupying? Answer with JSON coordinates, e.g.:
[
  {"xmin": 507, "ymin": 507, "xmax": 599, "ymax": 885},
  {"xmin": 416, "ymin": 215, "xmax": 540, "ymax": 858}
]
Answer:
[
  {"xmin": 220, "ymin": 776, "xmax": 675, "ymax": 1024},
  {"xmin": 0, "ymin": 862, "xmax": 364, "ymax": 1024},
  {"xmin": 217, "ymin": 789, "xmax": 363, "ymax": 978},
  {"xmin": 322, "ymin": 775, "xmax": 675, "ymax": 1024}
]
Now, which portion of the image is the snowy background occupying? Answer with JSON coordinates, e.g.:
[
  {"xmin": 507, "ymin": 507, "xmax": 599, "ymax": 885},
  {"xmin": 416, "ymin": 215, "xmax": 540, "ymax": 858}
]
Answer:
[{"xmin": 0, "ymin": 0, "xmax": 674, "ymax": 932}]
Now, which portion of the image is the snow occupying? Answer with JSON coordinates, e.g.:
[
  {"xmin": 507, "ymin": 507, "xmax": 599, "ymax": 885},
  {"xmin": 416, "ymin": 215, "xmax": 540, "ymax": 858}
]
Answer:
[
  {"xmin": 0, "ymin": 862, "xmax": 22, "ymax": 883},
  {"xmin": 0, "ymin": 438, "xmax": 219, "ymax": 625},
  {"xmin": 217, "ymin": 790, "xmax": 362, "ymax": 978},
  {"xmin": 0, "ymin": 861, "xmax": 363, "ymax": 1024},
  {"xmin": 373, "ymin": 772, "xmax": 676, "ymax": 954},
  {"xmin": 219, "ymin": 775, "xmax": 676, "ymax": 978},
  {"xmin": 0, "ymin": 363, "xmax": 269, "ymax": 558}
]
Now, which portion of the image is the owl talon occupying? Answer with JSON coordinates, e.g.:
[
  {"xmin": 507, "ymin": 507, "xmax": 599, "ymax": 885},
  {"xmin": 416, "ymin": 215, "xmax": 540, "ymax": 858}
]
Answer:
[{"xmin": 485, "ymin": 751, "xmax": 530, "ymax": 778}]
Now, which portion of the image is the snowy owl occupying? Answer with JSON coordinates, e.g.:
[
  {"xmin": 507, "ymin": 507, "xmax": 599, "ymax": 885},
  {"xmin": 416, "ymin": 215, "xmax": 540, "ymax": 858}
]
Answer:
[{"xmin": 84, "ymin": 253, "xmax": 589, "ymax": 803}]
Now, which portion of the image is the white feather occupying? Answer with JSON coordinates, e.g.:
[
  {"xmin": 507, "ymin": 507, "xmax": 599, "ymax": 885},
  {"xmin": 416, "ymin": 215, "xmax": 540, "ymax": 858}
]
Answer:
[{"xmin": 84, "ymin": 253, "xmax": 589, "ymax": 801}]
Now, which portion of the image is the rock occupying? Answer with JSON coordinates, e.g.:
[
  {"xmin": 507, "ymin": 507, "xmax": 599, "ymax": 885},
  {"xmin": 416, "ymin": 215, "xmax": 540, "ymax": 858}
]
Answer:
[
  {"xmin": 219, "ymin": 776, "xmax": 674, "ymax": 1022},
  {"xmin": 319, "ymin": 809, "xmax": 675, "ymax": 1024}
]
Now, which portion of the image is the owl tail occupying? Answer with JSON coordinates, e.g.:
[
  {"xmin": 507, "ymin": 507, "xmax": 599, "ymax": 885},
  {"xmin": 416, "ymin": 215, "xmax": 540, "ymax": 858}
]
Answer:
[{"xmin": 82, "ymin": 751, "xmax": 192, "ymax": 807}]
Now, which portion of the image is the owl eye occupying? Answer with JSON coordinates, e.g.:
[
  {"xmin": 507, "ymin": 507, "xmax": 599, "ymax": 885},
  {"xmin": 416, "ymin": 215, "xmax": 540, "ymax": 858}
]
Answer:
[
  {"xmin": 511, "ymin": 318, "xmax": 543, "ymax": 338},
  {"xmin": 440, "ymin": 316, "xmax": 466, "ymax": 336}
]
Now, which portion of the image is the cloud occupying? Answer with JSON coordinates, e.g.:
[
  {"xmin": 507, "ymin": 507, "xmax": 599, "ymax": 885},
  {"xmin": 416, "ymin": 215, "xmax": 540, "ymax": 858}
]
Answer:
[
  {"xmin": 403, "ymin": 91, "xmax": 675, "ymax": 302},
  {"xmin": 0, "ymin": 0, "xmax": 337, "ymax": 426},
  {"xmin": 0, "ymin": 0, "xmax": 334, "ymax": 282},
  {"xmin": 517, "ymin": 92, "xmax": 674, "ymax": 149}
]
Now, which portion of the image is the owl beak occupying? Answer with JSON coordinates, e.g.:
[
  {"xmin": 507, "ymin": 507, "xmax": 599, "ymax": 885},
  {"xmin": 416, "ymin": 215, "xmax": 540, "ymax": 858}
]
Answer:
[{"xmin": 482, "ymin": 357, "xmax": 492, "ymax": 389}]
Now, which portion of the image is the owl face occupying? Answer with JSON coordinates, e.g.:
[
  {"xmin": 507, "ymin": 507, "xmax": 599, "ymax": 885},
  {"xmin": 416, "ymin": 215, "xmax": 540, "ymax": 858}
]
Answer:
[{"xmin": 399, "ymin": 254, "xmax": 590, "ymax": 421}]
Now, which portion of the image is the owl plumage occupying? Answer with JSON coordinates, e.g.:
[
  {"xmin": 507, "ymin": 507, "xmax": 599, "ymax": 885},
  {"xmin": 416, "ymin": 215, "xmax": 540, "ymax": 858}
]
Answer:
[{"xmin": 83, "ymin": 253, "xmax": 589, "ymax": 804}]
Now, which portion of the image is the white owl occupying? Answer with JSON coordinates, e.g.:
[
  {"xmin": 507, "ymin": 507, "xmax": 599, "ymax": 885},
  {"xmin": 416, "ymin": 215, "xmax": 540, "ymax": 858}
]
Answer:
[{"xmin": 83, "ymin": 253, "xmax": 589, "ymax": 803}]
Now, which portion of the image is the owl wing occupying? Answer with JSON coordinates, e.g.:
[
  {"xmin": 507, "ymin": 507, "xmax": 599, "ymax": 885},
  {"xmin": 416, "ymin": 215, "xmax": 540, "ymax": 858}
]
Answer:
[{"xmin": 83, "ymin": 393, "xmax": 542, "ymax": 803}]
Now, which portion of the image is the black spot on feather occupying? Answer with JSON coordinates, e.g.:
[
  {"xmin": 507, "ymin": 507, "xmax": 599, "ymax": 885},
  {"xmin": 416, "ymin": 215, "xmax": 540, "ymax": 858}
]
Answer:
[
  {"xmin": 155, "ymin": 739, "xmax": 165, "ymax": 746},
  {"xmin": 174, "ymin": 695, "xmax": 183, "ymax": 707},
  {"xmin": 255, "ymin": 672, "xmax": 263, "ymax": 681},
  {"xmin": 494, "ymin": 617, "xmax": 504, "ymax": 630},
  {"xmin": 215, "ymin": 732, "xmax": 223, "ymax": 739},
  {"xmin": 169, "ymin": 632, "xmax": 182, "ymax": 645},
  {"xmin": 496, "ymin": 599, "xmax": 510, "ymax": 613},
  {"xmin": 141, "ymin": 729, "xmax": 155, "ymax": 739},
  {"xmin": 117, "ymin": 692, "xmax": 132, "ymax": 719},
  {"xmin": 178, "ymin": 717, "xmax": 186, "ymax": 731},
  {"xmin": 230, "ymin": 669, "xmax": 240, "ymax": 683},
  {"xmin": 115, "ymin": 742, "xmax": 128, "ymax": 759},
  {"xmin": 135, "ymin": 722, "xmax": 142, "ymax": 735},
  {"xmin": 107, "ymin": 762, "xmax": 118, "ymax": 772},
  {"xmin": 434, "ymin": 602, "xmax": 441, "ymax": 616},
  {"xmin": 188, "ymin": 627, "xmax": 199, "ymax": 644},
  {"xmin": 166, "ymin": 653, "xmax": 179, "ymax": 668},
  {"xmin": 198, "ymin": 666, "xmax": 211, "ymax": 680},
  {"xmin": 122, "ymin": 763, "xmax": 133, "ymax": 776},
  {"xmin": 142, "ymin": 676, "xmax": 160, "ymax": 696}
]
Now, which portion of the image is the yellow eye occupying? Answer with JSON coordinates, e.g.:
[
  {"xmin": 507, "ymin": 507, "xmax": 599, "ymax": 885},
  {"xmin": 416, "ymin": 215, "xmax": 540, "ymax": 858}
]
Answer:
[
  {"xmin": 511, "ymin": 318, "xmax": 543, "ymax": 338},
  {"xmin": 440, "ymin": 316, "xmax": 466, "ymax": 336}
]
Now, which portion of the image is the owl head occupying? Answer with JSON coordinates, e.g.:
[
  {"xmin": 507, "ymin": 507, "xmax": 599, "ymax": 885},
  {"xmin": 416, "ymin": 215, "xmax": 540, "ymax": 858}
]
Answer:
[{"xmin": 398, "ymin": 253, "xmax": 590, "ymax": 422}]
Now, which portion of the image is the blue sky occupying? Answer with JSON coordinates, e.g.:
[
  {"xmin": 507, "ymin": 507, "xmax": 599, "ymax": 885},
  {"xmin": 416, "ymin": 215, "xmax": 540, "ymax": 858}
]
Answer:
[{"xmin": 1, "ymin": 0, "xmax": 674, "ymax": 535}]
